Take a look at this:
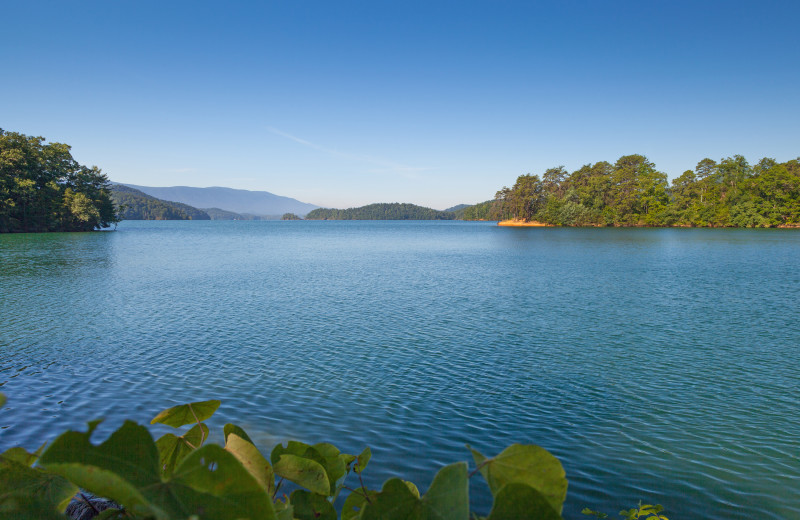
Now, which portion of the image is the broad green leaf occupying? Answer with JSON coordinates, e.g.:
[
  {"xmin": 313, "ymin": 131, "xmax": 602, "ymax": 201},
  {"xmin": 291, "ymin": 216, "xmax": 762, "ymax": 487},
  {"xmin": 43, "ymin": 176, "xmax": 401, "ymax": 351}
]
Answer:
[
  {"xmin": 225, "ymin": 432, "xmax": 275, "ymax": 495},
  {"xmin": 165, "ymin": 443, "xmax": 276, "ymax": 520},
  {"xmin": 156, "ymin": 423, "xmax": 209, "ymax": 478},
  {"xmin": 270, "ymin": 440, "xmax": 322, "ymax": 465},
  {"xmin": 0, "ymin": 493, "xmax": 71, "ymax": 520},
  {"xmin": 0, "ymin": 454, "xmax": 77, "ymax": 513},
  {"xmin": 289, "ymin": 489, "xmax": 337, "ymax": 520},
  {"xmin": 360, "ymin": 478, "xmax": 420, "ymax": 520},
  {"xmin": 224, "ymin": 423, "xmax": 254, "ymax": 444},
  {"xmin": 361, "ymin": 463, "xmax": 468, "ymax": 520},
  {"xmin": 1, "ymin": 445, "xmax": 44, "ymax": 467},
  {"xmin": 274, "ymin": 499, "xmax": 294, "ymax": 520},
  {"xmin": 312, "ymin": 442, "xmax": 349, "ymax": 497},
  {"xmin": 354, "ymin": 446, "xmax": 371, "ymax": 474},
  {"xmin": 150, "ymin": 400, "xmax": 221, "ymax": 428},
  {"xmin": 0, "ymin": 393, "xmax": 6, "ymax": 407},
  {"xmin": 420, "ymin": 462, "xmax": 469, "ymax": 519},
  {"xmin": 342, "ymin": 488, "xmax": 378, "ymax": 520},
  {"xmin": 469, "ymin": 444, "xmax": 567, "ymax": 514},
  {"xmin": 273, "ymin": 454, "xmax": 329, "ymax": 495},
  {"xmin": 486, "ymin": 483, "xmax": 563, "ymax": 520},
  {"xmin": 38, "ymin": 420, "xmax": 166, "ymax": 519},
  {"xmin": 403, "ymin": 481, "xmax": 420, "ymax": 499}
]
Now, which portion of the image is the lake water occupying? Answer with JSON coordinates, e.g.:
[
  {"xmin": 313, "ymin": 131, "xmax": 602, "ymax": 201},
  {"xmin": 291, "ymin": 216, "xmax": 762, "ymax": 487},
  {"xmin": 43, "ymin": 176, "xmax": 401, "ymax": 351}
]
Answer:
[{"xmin": 1, "ymin": 221, "xmax": 798, "ymax": 519}]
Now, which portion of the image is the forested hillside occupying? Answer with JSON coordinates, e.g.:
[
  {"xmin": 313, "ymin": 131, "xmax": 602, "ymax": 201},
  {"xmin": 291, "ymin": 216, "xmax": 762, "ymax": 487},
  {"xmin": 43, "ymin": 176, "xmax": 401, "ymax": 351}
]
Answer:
[
  {"xmin": 466, "ymin": 154, "xmax": 800, "ymax": 227},
  {"xmin": 0, "ymin": 129, "xmax": 117, "ymax": 232},
  {"xmin": 110, "ymin": 185, "xmax": 210, "ymax": 220},
  {"xmin": 305, "ymin": 203, "xmax": 456, "ymax": 220}
]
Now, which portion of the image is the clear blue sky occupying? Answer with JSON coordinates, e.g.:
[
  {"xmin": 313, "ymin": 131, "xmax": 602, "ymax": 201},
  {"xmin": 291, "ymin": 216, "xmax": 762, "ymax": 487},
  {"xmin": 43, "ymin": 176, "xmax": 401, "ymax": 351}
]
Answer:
[{"xmin": 3, "ymin": 1, "xmax": 799, "ymax": 209}]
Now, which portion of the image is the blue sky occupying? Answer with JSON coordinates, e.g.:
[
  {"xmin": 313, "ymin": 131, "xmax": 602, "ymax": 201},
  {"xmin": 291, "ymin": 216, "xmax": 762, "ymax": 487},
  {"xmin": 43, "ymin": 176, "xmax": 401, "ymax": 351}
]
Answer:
[{"xmin": 3, "ymin": 1, "xmax": 799, "ymax": 209}]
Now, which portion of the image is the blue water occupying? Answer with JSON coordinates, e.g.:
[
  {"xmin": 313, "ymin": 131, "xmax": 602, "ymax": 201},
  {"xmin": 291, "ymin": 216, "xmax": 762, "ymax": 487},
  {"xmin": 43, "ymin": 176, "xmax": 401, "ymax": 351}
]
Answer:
[{"xmin": 1, "ymin": 221, "xmax": 798, "ymax": 519}]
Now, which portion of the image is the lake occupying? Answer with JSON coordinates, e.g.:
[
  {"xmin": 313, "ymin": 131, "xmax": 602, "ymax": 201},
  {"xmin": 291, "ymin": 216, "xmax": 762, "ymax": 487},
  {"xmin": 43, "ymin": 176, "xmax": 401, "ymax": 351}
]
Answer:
[{"xmin": 1, "ymin": 221, "xmax": 798, "ymax": 519}]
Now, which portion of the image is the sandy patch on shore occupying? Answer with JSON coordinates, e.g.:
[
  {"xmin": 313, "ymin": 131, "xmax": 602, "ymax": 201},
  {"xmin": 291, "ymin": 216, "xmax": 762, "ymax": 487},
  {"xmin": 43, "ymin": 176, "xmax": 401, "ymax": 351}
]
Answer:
[{"xmin": 497, "ymin": 219, "xmax": 553, "ymax": 227}]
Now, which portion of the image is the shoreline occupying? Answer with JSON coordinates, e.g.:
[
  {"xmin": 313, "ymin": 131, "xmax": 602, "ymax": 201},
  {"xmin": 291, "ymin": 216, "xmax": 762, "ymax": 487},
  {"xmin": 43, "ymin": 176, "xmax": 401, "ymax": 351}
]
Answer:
[{"xmin": 497, "ymin": 219, "xmax": 554, "ymax": 227}]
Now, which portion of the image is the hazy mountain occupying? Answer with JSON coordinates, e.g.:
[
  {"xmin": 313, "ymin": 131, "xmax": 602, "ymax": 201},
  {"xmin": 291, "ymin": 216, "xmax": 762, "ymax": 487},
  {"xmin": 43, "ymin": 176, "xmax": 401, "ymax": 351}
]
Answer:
[{"xmin": 120, "ymin": 184, "xmax": 318, "ymax": 217}]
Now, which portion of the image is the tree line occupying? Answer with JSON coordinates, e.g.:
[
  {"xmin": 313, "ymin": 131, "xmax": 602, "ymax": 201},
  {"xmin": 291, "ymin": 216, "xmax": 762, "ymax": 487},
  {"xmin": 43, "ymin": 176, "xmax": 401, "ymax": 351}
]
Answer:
[
  {"xmin": 306, "ymin": 203, "xmax": 456, "ymax": 220},
  {"xmin": 465, "ymin": 154, "xmax": 800, "ymax": 227},
  {"xmin": 0, "ymin": 129, "xmax": 117, "ymax": 232}
]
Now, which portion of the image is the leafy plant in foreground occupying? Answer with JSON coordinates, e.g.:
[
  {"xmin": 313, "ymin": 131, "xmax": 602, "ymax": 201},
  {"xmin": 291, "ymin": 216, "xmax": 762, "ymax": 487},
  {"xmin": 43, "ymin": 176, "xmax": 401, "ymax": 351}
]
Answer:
[{"xmin": 0, "ymin": 393, "xmax": 668, "ymax": 519}]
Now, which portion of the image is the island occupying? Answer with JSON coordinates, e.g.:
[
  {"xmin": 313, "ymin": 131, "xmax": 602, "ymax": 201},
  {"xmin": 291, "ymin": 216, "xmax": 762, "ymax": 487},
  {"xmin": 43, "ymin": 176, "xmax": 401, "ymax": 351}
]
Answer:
[{"xmin": 305, "ymin": 203, "xmax": 456, "ymax": 220}]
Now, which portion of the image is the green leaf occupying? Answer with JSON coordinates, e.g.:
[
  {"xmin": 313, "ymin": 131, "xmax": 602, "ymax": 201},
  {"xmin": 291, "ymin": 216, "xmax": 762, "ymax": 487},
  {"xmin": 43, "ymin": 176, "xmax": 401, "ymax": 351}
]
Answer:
[
  {"xmin": 289, "ymin": 489, "xmax": 337, "ymax": 520},
  {"xmin": 150, "ymin": 400, "xmax": 221, "ymax": 428},
  {"xmin": 225, "ymin": 432, "xmax": 275, "ymax": 495},
  {"xmin": 0, "ymin": 393, "xmax": 6, "ymax": 407},
  {"xmin": 1, "ymin": 445, "xmax": 44, "ymax": 467},
  {"xmin": 342, "ymin": 488, "xmax": 378, "ymax": 520},
  {"xmin": 312, "ymin": 442, "xmax": 348, "ymax": 497},
  {"xmin": 224, "ymin": 423, "xmax": 254, "ymax": 444},
  {"xmin": 360, "ymin": 478, "xmax": 420, "ymax": 520},
  {"xmin": 0, "ymin": 454, "xmax": 78, "ymax": 513},
  {"xmin": 403, "ymin": 480, "xmax": 420, "ymax": 499},
  {"xmin": 361, "ymin": 463, "xmax": 469, "ymax": 520},
  {"xmin": 38, "ymin": 420, "xmax": 166, "ymax": 518},
  {"xmin": 486, "ymin": 483, "xmax": 563, "ymax": 520},
  {"xmin": 354, "ymin": 446, "xmax": 371, "ymax": 474},
  {"xmin": 469, "ymin": 444, "xmax": 567, "ymax": 514},
  {"xmin": 273, "ymin": 454, "xmax": 329, "ymax": 495},
  {"xmin": 274, "ymin": 498, "xmax": 294, "ymax": 520},
  {"xmin": 156, "ymin": 423, "xmax": 209, "ymax": 478},
  {"xmin": 270, "ymin": 440, "xmax": 319, "ymax": 465},
  {"xmin": 270, "ymin": 442, "xmax": 330, "ymax": 495},
  {"xmin": 166, "ymin": 444, "xmax": 276, "ymax": 520},
  {"xmin": 0, "ymin": 493, "xmax": 72, "ymax": 520},
  {"xmin": 420, "ymin": 462, "xmax": 469, "ymax": 520}
]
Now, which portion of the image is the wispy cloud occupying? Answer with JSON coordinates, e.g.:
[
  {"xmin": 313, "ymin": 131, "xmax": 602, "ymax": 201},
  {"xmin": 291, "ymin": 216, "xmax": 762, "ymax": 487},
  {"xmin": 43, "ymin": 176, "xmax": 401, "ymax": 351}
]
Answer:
[{"xmin": 266, "ymin": 127, "xmax": 430, "ymax": 179}]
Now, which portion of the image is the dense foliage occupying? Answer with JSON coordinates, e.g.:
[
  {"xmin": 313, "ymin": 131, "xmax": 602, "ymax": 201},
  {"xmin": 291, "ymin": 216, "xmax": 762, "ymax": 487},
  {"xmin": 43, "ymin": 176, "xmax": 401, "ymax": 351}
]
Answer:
[
  {"xmin": 0, "ymin": 130, "xmax": 118, "ymax": 232},
  {"xmin": 306, "ymin": 203, "xmax": 456, "ymax": 220},
  {"xmin": 281, "ymin": 213, "xmax": 302, "ymax": 220},
  {"xmin": 466, "ymin": 154, "xmax": 800, "ymax": 227},
  {"xmin": 111, "ymin": 185, "xmax": 210, "ymax": 220}
]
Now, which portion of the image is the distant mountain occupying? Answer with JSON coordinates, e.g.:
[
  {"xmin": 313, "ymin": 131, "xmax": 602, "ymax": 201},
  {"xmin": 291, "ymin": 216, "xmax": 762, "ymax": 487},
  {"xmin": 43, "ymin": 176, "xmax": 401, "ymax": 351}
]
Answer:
[
  {"xmin": 110, "ymin": 185, "xmax": 210, "ymax": 220},
  {"xmin": 120, "ymin": 184, "xmax": 318, "ymax": 217},
  {"xmin": 305, "ymin": 203, "xmax": 456, "ymax": 220},
  {"xmin": 444, "ymin": 204, "xmax": 470, "ymax": 213}
]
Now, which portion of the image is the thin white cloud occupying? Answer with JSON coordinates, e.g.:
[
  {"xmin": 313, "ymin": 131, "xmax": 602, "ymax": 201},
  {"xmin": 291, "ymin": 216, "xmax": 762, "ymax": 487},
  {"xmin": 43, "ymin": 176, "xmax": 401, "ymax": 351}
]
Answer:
[{"xmin": 266, "ymin": 127, "xmax": 430, "ymax": 179}]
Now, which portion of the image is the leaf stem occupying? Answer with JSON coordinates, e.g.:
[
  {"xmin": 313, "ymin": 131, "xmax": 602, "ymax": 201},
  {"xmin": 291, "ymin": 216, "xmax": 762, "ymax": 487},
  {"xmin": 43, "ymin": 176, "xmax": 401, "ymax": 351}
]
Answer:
[
  {"xmin": 468, "ymin": 459, "xmax": 491, "ymax": 478},
  {"xmin": 358, "ymin": 472, "xmax": 371, "ymax": 504},
  {"xmin": 272, "ymin": 477, "xmax": 284, "ymax": 501},
  {"xmin": 187, "ymin": 403, "xmax": 205, "ymax": 447}
]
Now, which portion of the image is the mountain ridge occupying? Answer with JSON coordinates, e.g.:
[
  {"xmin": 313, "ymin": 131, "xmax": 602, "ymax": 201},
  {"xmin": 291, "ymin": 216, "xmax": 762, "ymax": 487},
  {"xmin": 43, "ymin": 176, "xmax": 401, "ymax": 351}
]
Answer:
[{"xmin": 118, "ymin": 184, "xmax": 318, "ymax": 217}]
